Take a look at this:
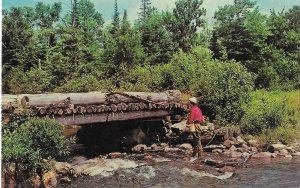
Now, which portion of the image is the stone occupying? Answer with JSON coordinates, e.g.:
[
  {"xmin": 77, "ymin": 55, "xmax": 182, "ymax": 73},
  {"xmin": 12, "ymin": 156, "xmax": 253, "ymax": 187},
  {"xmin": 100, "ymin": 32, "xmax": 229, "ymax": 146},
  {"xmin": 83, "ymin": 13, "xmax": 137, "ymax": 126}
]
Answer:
[
  {"xmin": 223, "ymin": 140, "xmax": 232, "ymax": 148},
  {"xmin": 54, "ymin": 162, "xmax": 71, "ymax": 176},
  {"xmin": 212, "ymin": 149, "xmax": 223, "ymax": 154},
  {"xmin": 71, "ymin": 156, "xmax": 88, "ymax": 165},
  {"xmin": 42, "ymin": 171, "xmax": 57, "ymax": 188},
  {"xmin": 107, "ymin": 152, "xmax": 125, "ymax": 159},
  {"xmin": 237, "ymin": 148, "xmax": 248, "ymax": 153},
  {"xmin": 231, "ymin": 151, "xmax": 242, "ymax": 158},
  {"xmin": 203, "ymin": 145, "xmax": 226, "ymax": 152},
  {"xmin": 236, "ymin": 136, "xmax": 246, "ymax": 144},
  {"xmin": 179, "ymin": 143, "xmax": 193, "ymax": 150},
  {"xmin": 279, "ymin": 149, "xmax": 289, "ymax": 155},
  {"xmin": 32, "ymin": 175, "xmax": 42, "ymax": 188},
  {"xmin": 251, "ymin": 152, "xmax": 272, "ymax": 158},
  {"xmin": 241, "ymin": 143, "xmax": 250, "ymax": 150},
  {"xmin": 271, "ymin": 153, "xmax": 277, "ymax": 158},
  {"xmin": 291, "ymin": 152, "xmax": 300, "ymax": 156},
  {"xmin": 229, "ymin": 145, "xmax": 237, "ymax": 151},
  {"xmin": 271, "ymin": 144, "xmax": 287, "ymax": 151},
  {"xmin": 242, "ymin": 152, "xmax": 250, "ymax": 158},
  {"xmin": 150, "ymin": 144, "xmax": 158, "ymax": 150},
  {"xmin": 223, "ymin": 150, "xmax": 232, "ymax": 156},
  {"xmin": 249, "ymin": 147, "xmax": 258, "ymax": 152},
  {"xmin": 218, "ymin": 166, "xmax": 234, "ymax": 173},
  {"xmin": 285, "ymin": 154, "xmax": 293, "ymax": 159},
  {"xmin": 247, "ymin": 139, "xmax": 260, "ymax": 148},
  {"xmin": 204, "ymin": 158, "xmax": 222, "ymax": 166},
  {"xmin": 60, "ymin": 177, "xmax": 71, "ymax": 184},
  {"xmin": 131, "ymin": 144, "xmax": 147, "ymax": 152}
]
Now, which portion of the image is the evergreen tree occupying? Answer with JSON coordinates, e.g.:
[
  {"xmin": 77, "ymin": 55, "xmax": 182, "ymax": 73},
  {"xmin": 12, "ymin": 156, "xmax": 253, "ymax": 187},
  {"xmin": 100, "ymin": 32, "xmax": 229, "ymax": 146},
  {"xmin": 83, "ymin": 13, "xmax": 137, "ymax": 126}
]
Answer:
[{"xmin": 164, "ymin": 0, "xmax": 206, "ymax": 52}]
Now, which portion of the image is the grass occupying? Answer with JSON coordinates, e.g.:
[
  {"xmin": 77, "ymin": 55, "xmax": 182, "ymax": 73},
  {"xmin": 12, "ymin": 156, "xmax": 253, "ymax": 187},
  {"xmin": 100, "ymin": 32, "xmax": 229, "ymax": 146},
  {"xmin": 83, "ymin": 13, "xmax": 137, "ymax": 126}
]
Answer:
[{"xmin": 254, "ymin": 90, "xmax": 300, "ymax": 144}]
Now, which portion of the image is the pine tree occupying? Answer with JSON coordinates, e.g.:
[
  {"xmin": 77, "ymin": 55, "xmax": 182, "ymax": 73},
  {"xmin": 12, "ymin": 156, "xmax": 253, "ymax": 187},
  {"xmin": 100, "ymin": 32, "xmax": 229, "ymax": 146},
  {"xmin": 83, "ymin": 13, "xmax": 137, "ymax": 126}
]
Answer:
[{"xmin": 139, "ymin": 0, "xmax": 152, "ymax": 18}]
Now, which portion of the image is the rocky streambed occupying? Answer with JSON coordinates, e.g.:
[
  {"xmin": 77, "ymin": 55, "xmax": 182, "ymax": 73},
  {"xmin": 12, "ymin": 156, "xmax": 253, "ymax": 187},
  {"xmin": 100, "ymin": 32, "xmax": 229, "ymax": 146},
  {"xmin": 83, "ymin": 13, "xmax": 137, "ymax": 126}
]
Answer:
[{"xmin": 36, "ymin": 136, "xmax": 300, "ymax": 188}]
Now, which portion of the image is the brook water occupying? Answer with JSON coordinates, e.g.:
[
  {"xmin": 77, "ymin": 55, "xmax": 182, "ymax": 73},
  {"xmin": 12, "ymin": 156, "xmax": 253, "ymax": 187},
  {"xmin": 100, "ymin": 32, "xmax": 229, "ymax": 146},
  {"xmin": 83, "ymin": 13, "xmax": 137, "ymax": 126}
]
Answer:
[{"xmin": 61, "ymin": 125, "xmax": 300, "ymax": 187}]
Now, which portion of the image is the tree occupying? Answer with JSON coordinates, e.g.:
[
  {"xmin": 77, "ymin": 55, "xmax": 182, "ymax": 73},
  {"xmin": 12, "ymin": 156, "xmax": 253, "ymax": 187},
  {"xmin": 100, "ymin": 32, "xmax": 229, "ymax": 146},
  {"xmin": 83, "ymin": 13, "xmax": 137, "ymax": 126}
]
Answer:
[
  {"xmin": 111, "ymin": 0, "xmax": 121, "ymax": 36},
  {"xmin": 136, "ymin": 12, "xmax": 177, "ymax": 65},
  {"xmin": 139, "ymin": 0, "xmax": 154, "ymax": 18},
  {"xmin": 164, "ymin": 0, "xmax": 206, "ymax": 52}
]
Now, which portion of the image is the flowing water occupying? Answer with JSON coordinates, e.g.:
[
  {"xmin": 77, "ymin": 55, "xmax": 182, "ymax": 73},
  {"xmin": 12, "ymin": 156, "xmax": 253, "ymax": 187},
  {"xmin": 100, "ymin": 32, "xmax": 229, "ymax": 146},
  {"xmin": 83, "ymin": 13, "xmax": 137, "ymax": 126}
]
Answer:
[{"xmin": 59, "ymin": 158, "xmax": 300, "ymax": 188}]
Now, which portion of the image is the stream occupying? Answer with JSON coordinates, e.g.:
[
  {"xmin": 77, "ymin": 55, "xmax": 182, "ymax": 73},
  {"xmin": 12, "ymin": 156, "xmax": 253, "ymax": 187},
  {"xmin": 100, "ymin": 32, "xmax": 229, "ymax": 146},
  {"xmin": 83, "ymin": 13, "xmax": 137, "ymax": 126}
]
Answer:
[{"xmin": 58, "ymin": 158, "xmax": 300, "ymax": 188}]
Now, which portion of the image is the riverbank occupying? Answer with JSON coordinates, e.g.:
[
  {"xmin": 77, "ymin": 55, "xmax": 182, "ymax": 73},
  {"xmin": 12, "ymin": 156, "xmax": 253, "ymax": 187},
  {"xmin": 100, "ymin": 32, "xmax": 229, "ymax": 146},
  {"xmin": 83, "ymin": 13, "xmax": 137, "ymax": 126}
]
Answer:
[{"xmin": 37, "ymin": 136, "xmax": 300, "ymax": 187}]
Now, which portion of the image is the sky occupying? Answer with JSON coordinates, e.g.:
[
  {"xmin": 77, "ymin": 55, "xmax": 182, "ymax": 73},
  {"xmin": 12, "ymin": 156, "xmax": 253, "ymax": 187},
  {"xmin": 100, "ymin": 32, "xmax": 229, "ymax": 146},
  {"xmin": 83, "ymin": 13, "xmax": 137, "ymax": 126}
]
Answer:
[{"xmin": 2, "ymin": 0, "xmax": 300, "ymax": 25}]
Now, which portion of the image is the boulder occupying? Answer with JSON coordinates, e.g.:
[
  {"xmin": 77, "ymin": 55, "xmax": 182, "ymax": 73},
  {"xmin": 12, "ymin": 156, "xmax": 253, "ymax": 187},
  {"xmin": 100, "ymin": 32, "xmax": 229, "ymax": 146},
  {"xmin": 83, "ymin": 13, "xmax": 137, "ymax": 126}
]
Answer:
[
  {"xmin": 291, "ymin": 152, "xmax": 300, "ymax": 156},
  {"xmin": 107, "ymin": 152, "xmax": 125, "ymax": 159},
  {"xmin": 60, "ymin": 177, "xmax": 71, "ymax": 184},
  {"xmin": 131, "ymin": 144, "xmax": 147, "ymax": 152},
  {"xmin": 279, "ymin": 149, "xmax": 289, "ymax": 156},
  {"xmin": 236, "ymin": 136, "xmax": 246, "ymax": 144},
  {"xmin": 242, "ymin": 152, "xmax": 250, "ymax": 158},
  {"xmin": 249, "ymin": 147, "xmax": 258, "ymax": 152},
  {"xmin": 179, "ymin": 143, "xmax": 193, "ymax": 150},
  {"xmin": 247, "ymin": 139, "xmax": 260, "ymax": 148},
  {"xmin": 222, "ymin": 150, "xmax": 232, "ymax": 156},
  {"xmin": 223, "ymin": 140, "xmax": 232, "ymax": 148},
  {"xmin": 54, "ymin": 162, "xmax": 71, "ymax": 176},
  {"xmin": 229, "ymin": 145, "xmax": 237, "ymax": 152},
  {"xmin": 285, "ymin": 154, "xmax": 293, "ymax": 159},
  {"xmin": 271, "ymin": 144, "xmax": 287, "ymax": 151},
  {"xmin": 231, "ymin": 151, "xmax": 242, "ymax": 158},
  {"xmin": 150, "ymin": 144, "xmax": 158, "ymax": 150},
  {"xmin": 42, "ymin": 171, "xmax": 57, "ymax": 188},
  {"xmin": 218, "ymin": 166, "xmax": 234, "ymax": 173},
  {"xmin": 212, "ymin": 149, "xmax": 223, "ymax": 154},
  {"xmin": 204, "ymin": 145, "xmax": 226, "ymax": 152},
  {"xmin": 251, "ymin": 152, "xmax": 272, "ymax": 158}
]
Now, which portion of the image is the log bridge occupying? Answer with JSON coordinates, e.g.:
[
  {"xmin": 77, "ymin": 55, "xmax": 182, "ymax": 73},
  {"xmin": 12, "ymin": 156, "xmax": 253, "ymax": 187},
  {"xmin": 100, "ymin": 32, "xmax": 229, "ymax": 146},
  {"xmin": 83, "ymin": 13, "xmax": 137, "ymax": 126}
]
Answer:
[{"xmin": 2, "ymin": 90, "xmax": 187, "ymax": 125}]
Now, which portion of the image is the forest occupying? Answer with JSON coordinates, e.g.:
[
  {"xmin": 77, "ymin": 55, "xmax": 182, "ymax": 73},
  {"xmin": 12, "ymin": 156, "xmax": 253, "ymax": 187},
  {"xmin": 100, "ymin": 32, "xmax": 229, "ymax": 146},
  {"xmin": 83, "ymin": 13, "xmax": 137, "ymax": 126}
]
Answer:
[{"xmin": 2, "ymin": 0, "xmax": 300, "ymax": 128}]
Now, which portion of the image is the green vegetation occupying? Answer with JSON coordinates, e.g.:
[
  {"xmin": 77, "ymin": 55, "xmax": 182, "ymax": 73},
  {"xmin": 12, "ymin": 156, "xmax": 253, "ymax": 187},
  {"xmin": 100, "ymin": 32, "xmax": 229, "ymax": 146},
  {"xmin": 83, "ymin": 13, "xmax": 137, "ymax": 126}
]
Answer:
[
  {"xmin": 241, "ymin": 90, "xmax": 300, "ymax": 143},
  {"xmin": 2, "ymin": 117, "xmax": 73, "ymax": 179},
  {"xmin": 2, "ymin": 0, "xmax": 300, "ymax": 142}
]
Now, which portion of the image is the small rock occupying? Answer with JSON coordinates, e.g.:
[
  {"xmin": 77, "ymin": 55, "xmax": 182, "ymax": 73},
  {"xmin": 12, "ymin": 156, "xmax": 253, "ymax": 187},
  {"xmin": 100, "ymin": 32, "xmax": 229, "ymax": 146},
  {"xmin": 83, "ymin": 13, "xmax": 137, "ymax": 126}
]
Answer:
[
  {"xmin": 54, "ymin": 162, "xmax": 71, "ymax": 176},
  {"xmin": 237, "ymin": 148, "xmax": 248, "ymax": 153},
  {"xmin": 218, "ymin": 166, "xmax": 234, "ymax": 173},
  {"xmin": 223, "ymin": 140, "xmax": 232, "ymax": 148},
  {"xmin": 107, "ymin": 152, "xmax": 124, "ymax": 159},
  {"xmin": 150, "ymin": 144, "xmax": 158, "ymax": 150},
  {"xmin": 132, "ymin": 144, "xmax": 147, "ymax": 152},
  {"xmin": 247, "ymin": 140, "xmax": 259, "ymax": 148},
  {"xmin": 279, "ymin": 149, "xmax": 289, "ymax": 156},
  {"xmin": 291, "ymin": 152, "xmax": 300, "ymax": 156},
  {"xmin": 251, "ymin": 152, "xmax": 272, "ymax": 158},
  {"xmin": 241, "ymin": 143, "xmax": 250, "ymax": 150},
  {"xmin": 223, "ymin": 150, "xmax": 232, "ymax": 156},
  {"xmin": 242, "ymin": 152, "xmax": 250, "ymax": 158},
  {"xmin": 249, "ymin": 147, "xmax": 258, "ymax": 152},
  {"xmin": 203, "ymin": 145, "xmax": 226, "ymax": 152},
  {"xmin": 204, "ymin": 158, "xmax": 222, "ymax": 166},
  {"xmin": 43, "ymin": 171, "xmax": 57, "ymax": 188},
  {"xmin": 271, "ymin": 144, "xmax": 287, "ymax": 151},
  {"xmin": 212, "ymin": 149, "xmax": 223, "ymax": 154},
  {"xmin": 271, "ymin": 153, "xmax": 277, "ymax": 158},
  {"xmin": 179, "ymin": 143, "xmax": 193, "ymax": 150},
  {"xmin": 60, "ymin": 177, "xmax": 71, "ymax": 184},
  {"xmin": 236, "ymin": 136, "xmax": 246, "ymax": 144},
  {"xmin": 231, "ymin": 152, "xmax": 242, "ymax": 158},
  {"xmin": 285, "ymin": 154, "xmax": 293, "ymax": 159},
  {"xmin": 229, "ymin": 145, "xmax": 237, "ymax": 151}
]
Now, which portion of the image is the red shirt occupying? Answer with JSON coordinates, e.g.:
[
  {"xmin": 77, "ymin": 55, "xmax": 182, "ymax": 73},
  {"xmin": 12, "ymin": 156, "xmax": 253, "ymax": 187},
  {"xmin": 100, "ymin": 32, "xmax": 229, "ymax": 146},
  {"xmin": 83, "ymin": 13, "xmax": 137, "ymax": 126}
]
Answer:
[{"xmin": 188, "ymin": 105, "xmax": 204, "ymax": 124}]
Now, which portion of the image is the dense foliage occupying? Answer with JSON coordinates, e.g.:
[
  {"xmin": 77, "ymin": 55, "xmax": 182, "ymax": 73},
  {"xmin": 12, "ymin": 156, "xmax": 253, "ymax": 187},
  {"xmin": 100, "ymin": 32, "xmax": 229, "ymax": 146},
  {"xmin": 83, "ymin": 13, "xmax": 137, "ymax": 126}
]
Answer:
[
  {"xmin": 2, "ymin": 118, "xmax": 72, "ymax": 175},
  {"xmin": 2, "ymin": 0, "xmax": 300, "ymax": 125}
]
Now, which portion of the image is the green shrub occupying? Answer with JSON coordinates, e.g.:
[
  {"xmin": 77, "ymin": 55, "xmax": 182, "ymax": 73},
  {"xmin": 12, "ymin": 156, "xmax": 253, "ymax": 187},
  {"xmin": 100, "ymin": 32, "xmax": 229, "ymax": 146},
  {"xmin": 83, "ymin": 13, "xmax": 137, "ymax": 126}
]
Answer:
[
  {"xmin": 193, "ymin": 61, "xmax": 254, "ymax": 125},
  {"xmin": 2, "ymin": 117, "xmax": 72, "ymax": 174},
  {"xmin": 240, "ymin": 90, "xmax": 300, "ymax": 137},
  {"xmin": 54, "ymin": 74, "xmax": 109, "ymax": 92},
  {"xmin": 5, "ymin": 67, "xmax": 53, "ymax": 94}
]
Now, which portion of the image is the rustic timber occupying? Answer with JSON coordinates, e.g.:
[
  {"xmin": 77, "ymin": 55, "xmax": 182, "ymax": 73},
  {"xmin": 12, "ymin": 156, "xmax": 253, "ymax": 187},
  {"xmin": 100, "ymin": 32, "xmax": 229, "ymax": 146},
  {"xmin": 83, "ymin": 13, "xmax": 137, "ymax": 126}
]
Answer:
[{"xmin": 54, "ymin": 110, "xmax": 175, "ymax": 125}]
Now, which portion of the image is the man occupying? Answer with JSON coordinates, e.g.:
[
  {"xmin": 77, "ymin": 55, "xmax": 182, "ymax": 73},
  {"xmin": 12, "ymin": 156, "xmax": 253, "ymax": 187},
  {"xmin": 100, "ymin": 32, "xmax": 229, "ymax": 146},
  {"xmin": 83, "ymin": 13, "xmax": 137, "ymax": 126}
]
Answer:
[{"xmin": 186, "ymin": 97, "xmax": 204, "ymax": 158}]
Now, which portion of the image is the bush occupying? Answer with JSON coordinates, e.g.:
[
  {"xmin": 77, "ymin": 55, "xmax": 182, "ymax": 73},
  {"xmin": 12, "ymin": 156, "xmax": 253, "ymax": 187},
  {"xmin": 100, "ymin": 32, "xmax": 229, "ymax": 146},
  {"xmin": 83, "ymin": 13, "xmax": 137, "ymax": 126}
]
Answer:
[
  {"xmin": 2, "ymin": 117, "xmax": 72, "ymax": 175},
  {"xmin": 240, "ymin": 90, "xmax": 300, "ymax": 138},
  {"xmin": 5, "ymin": 67, "xmax": 53, "ymax": 94},
  {"xmin": 193, "ymin": 61, "xmax": 254, "ymax": 125}
]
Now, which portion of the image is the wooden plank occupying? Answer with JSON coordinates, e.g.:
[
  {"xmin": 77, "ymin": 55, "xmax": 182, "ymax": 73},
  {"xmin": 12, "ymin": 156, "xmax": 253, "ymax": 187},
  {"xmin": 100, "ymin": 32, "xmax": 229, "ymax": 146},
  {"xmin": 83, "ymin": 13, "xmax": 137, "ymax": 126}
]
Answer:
[{"xmin": 53, "ymin": 110, "xmax": 174, "ymax": 125}]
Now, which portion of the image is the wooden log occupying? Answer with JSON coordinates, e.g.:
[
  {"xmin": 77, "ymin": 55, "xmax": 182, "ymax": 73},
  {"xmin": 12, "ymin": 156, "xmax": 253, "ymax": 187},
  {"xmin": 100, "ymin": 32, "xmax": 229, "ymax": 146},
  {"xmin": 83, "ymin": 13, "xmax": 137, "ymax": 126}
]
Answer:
[
  {"xmin": 21, "ymin": 90, "xmax": 181, "ymax": 108},
  {"xmin": 38, "ymin": 107, "xmax": 47, "ymax": 115},
  {"xmin": 54, "ymin": 110, "xmax": 175, "ymax": 125}
]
